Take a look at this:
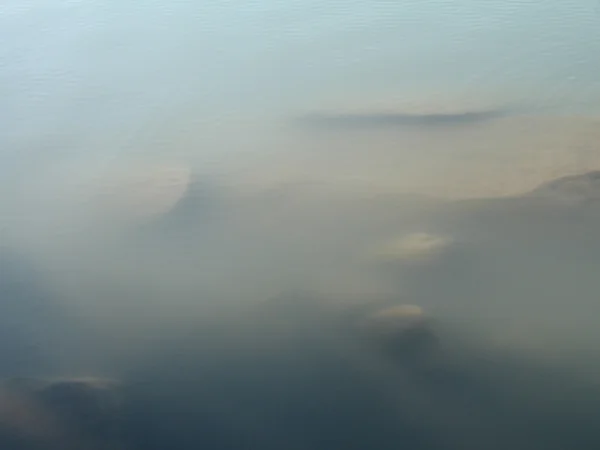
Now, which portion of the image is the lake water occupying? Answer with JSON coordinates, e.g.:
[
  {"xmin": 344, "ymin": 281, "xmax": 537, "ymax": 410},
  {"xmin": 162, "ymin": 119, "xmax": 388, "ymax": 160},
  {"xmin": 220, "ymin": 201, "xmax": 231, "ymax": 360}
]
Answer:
[
  {"xmin": 5, "ymin": 4, "xmax": 600, "ymax": 448},
  {"xmin": 3, "ymin": 0, "xmax": 600, "ymax": 205}
]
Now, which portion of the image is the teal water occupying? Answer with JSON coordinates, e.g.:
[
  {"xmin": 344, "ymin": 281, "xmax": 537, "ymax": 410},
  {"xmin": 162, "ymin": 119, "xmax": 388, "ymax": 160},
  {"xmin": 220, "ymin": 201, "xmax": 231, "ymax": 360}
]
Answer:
[
  {"xmin": 3, "ymin": 1, "xmax": 600, "ymax": 141},
  {"xmin": 2, "ymin": 0, "xmax": 600, "ymax": 218},
  {"xmin": 4, "ymin": 0, "xmax": 600, "ymax": 406}
]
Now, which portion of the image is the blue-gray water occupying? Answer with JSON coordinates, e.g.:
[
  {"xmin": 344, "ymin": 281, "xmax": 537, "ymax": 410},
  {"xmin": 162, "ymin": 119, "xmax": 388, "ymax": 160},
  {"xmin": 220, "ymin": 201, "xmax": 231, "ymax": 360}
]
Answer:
[
  {"xmin": 3, "ymin": 2, "xmax": 600, "ymax": 449},
  {"xmin": 3, "ymin": 1, "xmax": 600, "ymax": 180},
  {"xmin": 1, "ymin": 0, "xmax": 600, "ymax": 216}
]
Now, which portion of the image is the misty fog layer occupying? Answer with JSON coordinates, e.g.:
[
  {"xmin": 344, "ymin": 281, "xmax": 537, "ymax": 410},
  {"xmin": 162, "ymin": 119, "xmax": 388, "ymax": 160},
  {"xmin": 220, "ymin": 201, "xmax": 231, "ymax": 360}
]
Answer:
[{"xmin": 3, "ymin": 1, "xmax": 600, "ymax": 449}]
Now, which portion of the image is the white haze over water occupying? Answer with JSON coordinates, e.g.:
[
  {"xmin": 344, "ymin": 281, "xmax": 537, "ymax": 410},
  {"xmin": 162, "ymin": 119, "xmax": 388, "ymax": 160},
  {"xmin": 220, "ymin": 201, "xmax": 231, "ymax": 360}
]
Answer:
[
  {"xmin": 3, "ymin": 0, "xmax": 600, "ymax": 377},
  {"xmin": 2, "ymin": 0, "xmax": 600, "ymax": 199}
]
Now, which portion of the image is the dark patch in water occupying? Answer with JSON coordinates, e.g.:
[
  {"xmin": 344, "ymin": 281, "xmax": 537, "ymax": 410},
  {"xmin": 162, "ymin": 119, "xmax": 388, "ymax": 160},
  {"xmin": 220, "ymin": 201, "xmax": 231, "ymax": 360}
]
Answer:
[{"xmin": 293, "ymin": 108, "xmax": 511, "ymax": 129}]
